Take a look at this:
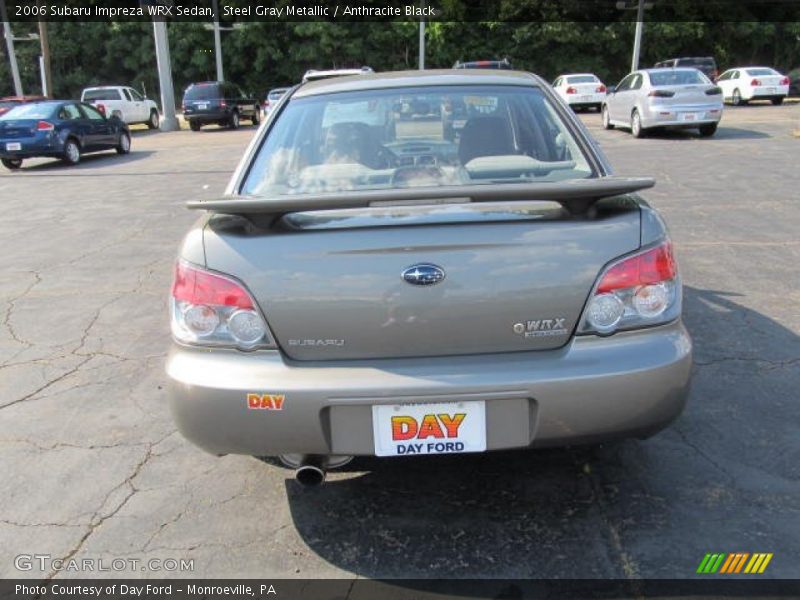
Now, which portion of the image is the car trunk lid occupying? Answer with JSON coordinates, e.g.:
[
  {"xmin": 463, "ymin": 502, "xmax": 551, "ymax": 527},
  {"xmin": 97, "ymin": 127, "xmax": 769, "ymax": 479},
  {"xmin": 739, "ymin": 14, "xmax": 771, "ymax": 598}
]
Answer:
[
  {"xmin": 202, "ymin": 201, "xmax": 642, "ymax": 360},
  {"xmin": 0, "ymin": 119, "xmax": 39, "ymax": 139}
]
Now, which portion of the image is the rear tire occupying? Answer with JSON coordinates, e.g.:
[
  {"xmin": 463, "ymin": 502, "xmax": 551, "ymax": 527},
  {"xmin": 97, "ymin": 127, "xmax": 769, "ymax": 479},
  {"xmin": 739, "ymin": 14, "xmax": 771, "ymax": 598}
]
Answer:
[
  {"xmin": 631, "ymin": 109, "xmax": 645, "ymax": 138},
  {"xmin": 62, "ymin": 139, "xmax": 81, "ymax": 165},
  {"xmin": 116, "ymin": 132, "xmax": 131, "ymax": 154},
  {"xmin": 229, "ymin": 111, "xmax": 240, "ymax": 130},
  {"xmin": 698, "ymin": 123, "xmax": 718, "ymax": 137},
  {"xmin": 189, "ymin": 120, "xmax": 201, "ymax": 132},
  {"xmin": 251, "ymin": 107, "xmax": 260, "ymax": 125},
  {"xmin": 601, "ymin": 105, "xmax": 614, "ymax": 129},
  {"xmin": 771, "ymin": 97, "xmax": 784, "ymax": 106},
  {"xmin": 147, "ymin": 110, "xmax": 160, "ymax": 129},
  {"xmin": 732, "ymin": 88, "xmax": 746, "ymax": 106},
  {"xmin": 2, "ymin": 158, "xmax": 22, "ymax": 170}
]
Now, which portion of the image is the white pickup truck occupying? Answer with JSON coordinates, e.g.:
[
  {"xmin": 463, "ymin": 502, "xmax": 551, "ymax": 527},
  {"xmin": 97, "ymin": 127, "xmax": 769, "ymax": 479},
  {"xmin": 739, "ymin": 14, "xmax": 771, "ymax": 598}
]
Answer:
[{"xmin": 80, "ymin": 86, "xmax": 160, "ymax": 129}]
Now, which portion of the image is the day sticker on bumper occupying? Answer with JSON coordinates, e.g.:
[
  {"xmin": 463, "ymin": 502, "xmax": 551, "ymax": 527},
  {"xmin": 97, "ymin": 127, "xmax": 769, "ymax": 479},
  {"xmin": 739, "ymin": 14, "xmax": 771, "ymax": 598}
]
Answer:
[{"xmin": 372, "ymin": 400, "xmax": 486, "ymax": 457}]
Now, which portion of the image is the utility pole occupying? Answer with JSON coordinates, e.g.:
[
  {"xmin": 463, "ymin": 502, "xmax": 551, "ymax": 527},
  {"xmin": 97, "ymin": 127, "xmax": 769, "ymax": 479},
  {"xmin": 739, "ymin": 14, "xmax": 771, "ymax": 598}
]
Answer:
[
  {"xmin": 152, "ymin": 21, "xmax": 179, "ymax": 130},
  {"xmin": 211, "ymin": 0, "xmax": 223, "ymax": 81},
  {"xmin": 631, "ymin": 0, "xmax": 645, "ymax": 72},
  {"xmin": 418, "ymin": 2, "xmax": 425, "ymax": 70},
  {"xmin": 37, "ymin": 19, "xmax": 52, "ymax": 97},
  {"xmin": 0, "ymin": 0, "xmax": 23, "ymax": 95}
]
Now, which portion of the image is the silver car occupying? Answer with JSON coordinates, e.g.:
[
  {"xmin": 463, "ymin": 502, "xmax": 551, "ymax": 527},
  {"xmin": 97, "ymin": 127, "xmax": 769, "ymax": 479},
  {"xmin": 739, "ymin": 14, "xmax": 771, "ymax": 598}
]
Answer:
[
  {"xmin": 167, "ymin": 70, "xmax": 692, "ymax": 485},
  {"xmin": 602, "ymin": 68, "xmax": 723, "ymax": 137}
]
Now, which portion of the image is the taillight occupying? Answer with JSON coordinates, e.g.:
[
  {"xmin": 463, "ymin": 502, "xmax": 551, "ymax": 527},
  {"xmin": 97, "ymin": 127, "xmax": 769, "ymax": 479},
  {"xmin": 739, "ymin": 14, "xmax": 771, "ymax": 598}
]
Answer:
[
  {"xmin": 705, "ymin": 86, "xmax": 722, "ymax": 95},
  {"xmin": 170, "ymin": 261, "xmax": 274, "ymax": 350},
  {"xmin": 579, "ymin": 240, "xmax": 681, "ymax": 335},
  {"xmin": 779, "ymin": 77, "xmax": 789, "ymax": 86},
  {"xmin": 751, "ymin": 79, "xmax": 761, "ymax": 86},
  {"xmin": 220, "ymin": 100, "xmax": 227, "ymax": 107},
  {"xmin": 36, "ymin": 121, "xmax": 55, "ymax": 131},
  {"xmin": 96, "ymin": 104, "xmax": 106, "ymax": 115},
  {"xmin": 648, "ymin": 90, "xmax": 676, "ymax": 98},
  {"xmin": 565, "ymin": 86, "xmax": 577, "ymax": 94},
  {"xmin": 596, "ymin": 85, "xmax": 607, "ymax": 93}
]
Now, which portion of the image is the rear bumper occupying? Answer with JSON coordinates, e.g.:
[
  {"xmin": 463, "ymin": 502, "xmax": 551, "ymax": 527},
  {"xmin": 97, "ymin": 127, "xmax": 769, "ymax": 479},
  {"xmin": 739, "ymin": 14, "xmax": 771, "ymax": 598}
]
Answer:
[
  {"xmin": 184, "ymin": 110, "xmax": 231, "ymax": 123},
  {"xmin": 641, "ymin": 106, "xmax": 722, "ymax": 129},
  {"xmin": 566, "ymin": 93, "xmax": 606, "ymax": 106},
  {"xmin": 746, "ymin": 85, "xmax": 789, "ymax": 99},
  {"xmin": 167, "ymin": 321, "xmax": 692, "ymax": 457},
  {"xmin": 1, "ymin": 137, "xmax": 61, "ymax": 159}
]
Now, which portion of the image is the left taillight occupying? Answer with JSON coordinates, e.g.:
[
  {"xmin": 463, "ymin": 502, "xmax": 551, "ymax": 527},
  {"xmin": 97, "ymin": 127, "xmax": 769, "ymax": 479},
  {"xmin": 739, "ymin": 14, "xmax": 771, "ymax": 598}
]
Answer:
[
  {"xmin": 37, "ymin": 121, "xmax": 55, "ymax": 131},
  {"xmin": 578, "ymin": 240, "xmax": 681, "ymax": 336},
  {"xmin": 565, "ymin": 86, "xmax": 577, "ymax": 94},
  {"xmin": 170, "ymin": 260, "xmax": 275, "ymax": 351}
]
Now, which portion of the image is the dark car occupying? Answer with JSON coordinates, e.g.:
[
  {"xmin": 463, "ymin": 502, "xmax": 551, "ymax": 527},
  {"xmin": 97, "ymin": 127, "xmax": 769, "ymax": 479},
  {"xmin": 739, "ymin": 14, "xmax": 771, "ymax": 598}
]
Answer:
[
  {"xmin": 182, "ymin": 81, "xmax": 260, "ymax": 131},
  {"xmin": 0, "ymin": 101, "xmax": 130, "ymax": 170},
  {"xmin": 453, "ymin": 58, "xmax": 513, "ymax": 70},
  {"xmin": 654, "ymin": 57, "xmax": 718, "ymax": 81},
  {"xmin": 0, "ymin": 95, "xmax": 47, "ymax": 117},
  {"xmin": 788, "ymin": 68, "xmax": 800, "ymax": 97}
]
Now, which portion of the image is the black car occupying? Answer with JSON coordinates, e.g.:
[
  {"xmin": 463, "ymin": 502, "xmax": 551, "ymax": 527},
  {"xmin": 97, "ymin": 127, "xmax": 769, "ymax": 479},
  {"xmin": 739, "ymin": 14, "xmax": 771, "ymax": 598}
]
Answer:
[
  {"xmin": 654, "ymin": 57, "xmax": 718, "ymax": 81},
  {"xmin": 182, "ymin": 82, "xmax": 260, "ymax": 131},
  {"xmin": 0, "ymin": 101, "xmax": 130, "ymax": 170}
]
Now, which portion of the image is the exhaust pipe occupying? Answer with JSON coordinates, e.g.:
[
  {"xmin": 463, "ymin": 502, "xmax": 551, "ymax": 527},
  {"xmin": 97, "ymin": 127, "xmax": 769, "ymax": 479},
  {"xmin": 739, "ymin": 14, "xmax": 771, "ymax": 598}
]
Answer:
[{"xmin": 294, "ymin": 455, "xmax": 326, "ymax": 487}]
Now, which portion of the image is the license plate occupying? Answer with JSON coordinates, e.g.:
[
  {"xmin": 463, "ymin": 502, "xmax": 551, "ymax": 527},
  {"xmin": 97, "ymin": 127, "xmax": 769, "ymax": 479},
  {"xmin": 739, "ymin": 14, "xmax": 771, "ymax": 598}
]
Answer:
[
  {"xmin": 580, "ymin": 95, "xmax": 591, "ymax": 102},
  {"xmin": 680, "ymin": 112, "xmax": 701, "ymax": 121},
  {"xmin": 372, "ymin": 400, "xmax": 486, "ymax": 457},
  {"xmin": 5, "ymin": 142, "xmax": 21, "ymax": 151},
  {"xmin": 452, "ymin": 119, "xmax": 466, "ymax": 130},
  {"xmin": 197, "ymin": 103, "xmax": 208, "ymax": 110},
  {"xmin": 764, "ymin": 87, "xmax": 775, "ymax": 93}
]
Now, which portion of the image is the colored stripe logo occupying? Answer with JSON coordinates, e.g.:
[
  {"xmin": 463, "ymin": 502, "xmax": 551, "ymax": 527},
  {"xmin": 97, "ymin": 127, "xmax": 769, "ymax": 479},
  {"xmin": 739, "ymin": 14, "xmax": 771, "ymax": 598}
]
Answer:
[{"xmin": 697, "ymin": 553, "xmax": 773, "ymax": 574}]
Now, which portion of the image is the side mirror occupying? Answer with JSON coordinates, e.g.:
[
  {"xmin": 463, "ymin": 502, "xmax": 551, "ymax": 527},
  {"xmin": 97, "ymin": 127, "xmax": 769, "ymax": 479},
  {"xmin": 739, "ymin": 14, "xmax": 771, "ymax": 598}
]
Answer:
[{"xmin": 607, "ymin": 86, "xmax": 616, "ymax": 94}]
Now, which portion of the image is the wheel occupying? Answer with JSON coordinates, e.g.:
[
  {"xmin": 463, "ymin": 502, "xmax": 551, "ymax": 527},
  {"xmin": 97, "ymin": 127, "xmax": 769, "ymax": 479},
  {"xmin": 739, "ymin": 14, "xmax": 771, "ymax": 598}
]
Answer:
[
  {"xmin": 189, "ymin": 120, "xmax": 201, "ymax": 132},
  {"xmin": 631, "ymin": 109, "xmax": 645, "ymax": 138},
  {"xmin": 2, "ymin": 158, "xmax": 22, "ymax": 170},
  {"xmin": 771, "ymin": 97, "xmax": 784, "ymax": 106},
  {"xmin": 229, "ymin": 111, "xmax": 240, "ymax": 130},
  {"xmin": 251, "ymin": 107, "xmax": 260, "ymax": 125},
  {"xmin": 732, "ymin": 88, "xmax": 746, "ymax": 106},
  {"xmin": 601, "ymin": 105, "xmax": 614, "ymax": 129},
  {"xmin": 116, "ymin": 132, "xmax": 131, "ymax": 154},
  {"xmin": 147, "ymin": 110, "xmax": 159, "ymax": 129},
  {"xmin": 698, "ymin": 123, "xmax": 718, "ymax": 137},
  {"xmin": 62, "ymin": 139, "xmax": 81, "ymax": 165}
]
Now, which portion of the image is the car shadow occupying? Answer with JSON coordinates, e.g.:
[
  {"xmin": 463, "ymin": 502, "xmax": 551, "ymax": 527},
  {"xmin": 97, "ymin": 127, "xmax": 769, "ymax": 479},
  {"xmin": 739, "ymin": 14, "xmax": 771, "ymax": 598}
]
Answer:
[
  {"xmin": 280, "ymin": 285, "xmax": 800, "ymax": 581},
  {"xmin": 188, "ymin": 124, "xmax": 260, "ymax": 133},
  {"xmin": 17, "ymin": 150, "xmax": 155, "ymax": 172},
  {"xmin": 640, "ymin": 127, "xmax": 770, "ymax": 140}
]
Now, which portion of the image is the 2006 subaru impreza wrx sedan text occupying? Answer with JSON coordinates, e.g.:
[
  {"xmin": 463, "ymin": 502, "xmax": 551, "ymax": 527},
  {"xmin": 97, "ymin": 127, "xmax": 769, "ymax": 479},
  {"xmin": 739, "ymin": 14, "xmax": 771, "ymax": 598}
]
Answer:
[{"xmin": 167, "ymin": 70, "xmax": 692, "ymax": 485}]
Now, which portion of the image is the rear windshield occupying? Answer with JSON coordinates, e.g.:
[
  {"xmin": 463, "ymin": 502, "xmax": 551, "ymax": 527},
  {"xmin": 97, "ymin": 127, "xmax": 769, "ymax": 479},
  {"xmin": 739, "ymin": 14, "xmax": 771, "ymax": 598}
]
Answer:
[
  {"xmin": 566, "ymin": 75, "xmax": 598, "ymax": 84},
  {"xmin": 648, "ymin": 70, "xmax": 709, "ymax": 86},
  {"xmin": 241, "ymin": 85, "xmax": 594, "ymax": 197},
  {"xmin": 82, "ymin": 89, "xmax": 122, "ymax": 101},
  {"xmin": 0, "ymin": 104, "xmax": 57, "ymax": 120},
  {"xmin": 745, "ymin": 68, "xmax": 778, "ymax": 76},
  {"xmin": 677, "ymin": 58, "xmax": 715, "ymax": 67},
  {"xmin": 183, "ymin": 85, "xmax": 221, "ymax": 101}
]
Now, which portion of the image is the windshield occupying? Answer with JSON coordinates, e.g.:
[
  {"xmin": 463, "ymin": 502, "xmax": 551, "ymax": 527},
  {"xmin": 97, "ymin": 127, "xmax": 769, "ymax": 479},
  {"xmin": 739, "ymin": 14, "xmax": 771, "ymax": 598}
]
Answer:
[
  {"xmin": 184, "ymin": 85, "xmax": 220, "ymax": 101},
  {"xmin": 82, "ymin": 89, "xmax": 121, "ymax": 101},
  {"xmin": 566, "ymin": 75, "xmax": 597, "ymax": 84},
  {"xmin": 242, "ymin": 85, "xmax": 593, "ymax": 197},
  {"xmin": 649, "ymin": 70, "xmax": 710, "ymax": 86},
  {"xmin": 0, "ymin": 104, "xmax": 57, "ymax": 120},
  {"xmin": 746, "ymin": 68, "xmax": 778, "ymax": 76}
]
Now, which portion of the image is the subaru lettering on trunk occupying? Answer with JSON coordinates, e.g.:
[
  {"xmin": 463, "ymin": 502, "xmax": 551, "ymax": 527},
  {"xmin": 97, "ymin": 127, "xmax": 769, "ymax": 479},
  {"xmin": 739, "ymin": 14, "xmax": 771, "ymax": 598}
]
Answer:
[{"xmin": 167, "ymin": 70, "xmax": 692, "ymax": 486}]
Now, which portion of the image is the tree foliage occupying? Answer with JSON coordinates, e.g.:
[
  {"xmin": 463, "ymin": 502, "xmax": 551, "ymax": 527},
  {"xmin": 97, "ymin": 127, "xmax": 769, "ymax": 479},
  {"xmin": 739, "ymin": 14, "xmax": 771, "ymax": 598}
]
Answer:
[{"xmin": 1, "ymin": 18, "xmax": 798, "ymax": 104}]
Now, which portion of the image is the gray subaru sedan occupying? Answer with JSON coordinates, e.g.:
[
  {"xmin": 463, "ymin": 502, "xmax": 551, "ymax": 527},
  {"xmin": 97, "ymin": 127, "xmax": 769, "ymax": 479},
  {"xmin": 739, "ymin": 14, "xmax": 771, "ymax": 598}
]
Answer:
[{"xmin": 167, "ymin": 70, "xmax": 692, "ymax": 485}]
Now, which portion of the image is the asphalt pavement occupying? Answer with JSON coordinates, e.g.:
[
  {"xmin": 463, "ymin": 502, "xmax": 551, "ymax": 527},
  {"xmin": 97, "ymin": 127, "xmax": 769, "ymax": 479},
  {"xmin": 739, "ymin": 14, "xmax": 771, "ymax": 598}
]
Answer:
[{"xmin": 1, "ymin": 103, "xmax": 798, "ymax": 580}]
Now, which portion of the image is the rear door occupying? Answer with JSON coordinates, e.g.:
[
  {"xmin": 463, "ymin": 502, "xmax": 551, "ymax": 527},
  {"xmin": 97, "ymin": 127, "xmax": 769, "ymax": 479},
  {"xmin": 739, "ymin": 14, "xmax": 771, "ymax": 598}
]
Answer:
[
  {"xmin": 78, "ymin": 103, "xmax": 115, "ymax": 148},
  {"xmin": 608, "ymin": 73, "xmax": 634, "ymax": 120}
]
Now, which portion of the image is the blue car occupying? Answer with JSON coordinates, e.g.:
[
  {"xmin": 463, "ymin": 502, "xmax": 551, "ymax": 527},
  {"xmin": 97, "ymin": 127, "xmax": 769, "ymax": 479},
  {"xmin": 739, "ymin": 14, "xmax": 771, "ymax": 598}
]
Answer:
[{"xmin": 0, "ymin": 100, "xmax": 131, "ymax": 170}]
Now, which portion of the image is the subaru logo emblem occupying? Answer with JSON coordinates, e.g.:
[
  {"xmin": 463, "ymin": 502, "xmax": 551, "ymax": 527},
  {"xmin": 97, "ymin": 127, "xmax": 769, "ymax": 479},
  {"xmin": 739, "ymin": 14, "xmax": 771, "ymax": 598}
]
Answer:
[{"xmin": 402, "ymin": 264, "xmax": 445, "ymax": 286}]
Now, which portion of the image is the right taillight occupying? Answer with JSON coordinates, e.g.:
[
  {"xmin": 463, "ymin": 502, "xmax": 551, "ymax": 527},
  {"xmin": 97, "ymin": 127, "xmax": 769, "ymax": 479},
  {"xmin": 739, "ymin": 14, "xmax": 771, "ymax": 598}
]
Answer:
[
  {"xmin": 596, "ymin": 84, "xmax": 607, "ymax": 93},
  {"xmin": 579, "ymin": 240, "xmax": 681, "ymax": 336},
  {"xmin": 779, "ymin": 77, "xmax": 789, "ymax": 86},
  {"xmin": 170, "ymin": 260, "xmax": 275, "ymax": 350}
]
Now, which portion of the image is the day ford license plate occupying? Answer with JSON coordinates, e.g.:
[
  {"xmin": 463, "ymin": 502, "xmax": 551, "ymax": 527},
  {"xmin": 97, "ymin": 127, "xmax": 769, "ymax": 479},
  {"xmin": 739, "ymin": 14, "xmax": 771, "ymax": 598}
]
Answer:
[
  {"xmin": 372, "ymin": 400, "xmax": 487, "ymax": 456},
  {"xmin": 6, "ymin": 142, "xmax": 21, "ymax": 151}
]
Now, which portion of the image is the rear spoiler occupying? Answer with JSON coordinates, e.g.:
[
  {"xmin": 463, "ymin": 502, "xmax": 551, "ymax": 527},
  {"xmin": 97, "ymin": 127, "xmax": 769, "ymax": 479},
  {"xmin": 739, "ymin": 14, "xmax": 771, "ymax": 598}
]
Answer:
[{"xmin": 187, "ymin": 176, "xmax": 655, "ymax": 217}]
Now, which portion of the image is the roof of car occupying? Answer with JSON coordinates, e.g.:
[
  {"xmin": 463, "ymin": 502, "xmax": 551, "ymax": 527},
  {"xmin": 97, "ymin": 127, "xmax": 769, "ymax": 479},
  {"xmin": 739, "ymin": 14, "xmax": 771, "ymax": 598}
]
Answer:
[
  {"xmin": 558, "ymin": 73, "xmax": 598, "ymax": 78},
  {"xmin": 295, "ymin": 69, "xmax": 540, "ymax": 98},
  {"xmin": 640, "ymin": 67, "xmax": 703, "ymax": 73}
]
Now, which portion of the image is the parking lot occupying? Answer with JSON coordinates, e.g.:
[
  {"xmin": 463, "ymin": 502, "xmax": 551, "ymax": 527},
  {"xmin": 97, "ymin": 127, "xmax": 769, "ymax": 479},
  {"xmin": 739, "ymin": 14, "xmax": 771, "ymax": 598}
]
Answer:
[{"xmin": 1, "ymin": 103, "xmax": 798, "ymax": 580}]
